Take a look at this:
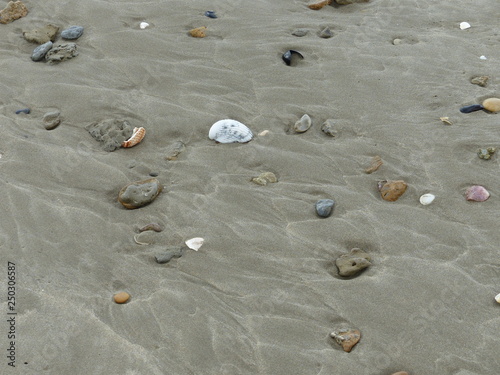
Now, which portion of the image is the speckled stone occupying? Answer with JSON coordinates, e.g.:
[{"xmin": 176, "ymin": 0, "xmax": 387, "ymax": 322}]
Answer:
[
  {"xmin": 0, "ymin": 1, "xmax": 28, "ymax": 24},
  {"xmin": 86, "ymin": 119, "xmax": 134, "ymax": 152},
  {"xmin": 61, "ymin": 25, "xmax": 84, "ymax": 40},
  {"xmin": 315, "ymin": 199, "xmax": 335, "ymax": 217},
  {"xmin": 31, "ymin": 41, "xmax": 53, "ymax": 61},
  {"xmin": 330, "ymin": 328, "xmax": 361, "ymax": 352},
  {"xmin": 378, "ymin": 180, "xmax": 407, "ymax": 202},
  {"xmin": 252, "ymin": 172, "xmax": 278, "ymax": 186},
  {"xmin": 335, "ymin": 248, "xmax": 371, "ymax": 277},
  {"xmin": 45, "ymin": 43, "xmax": 78, "ymax": 64},
  {"xmin": 470, "ymin": 76, "xmax": 488, "ymax": 87},
  {"xmin": 118, "ymin": 178, "xmax": 163, "ymax": 209}
]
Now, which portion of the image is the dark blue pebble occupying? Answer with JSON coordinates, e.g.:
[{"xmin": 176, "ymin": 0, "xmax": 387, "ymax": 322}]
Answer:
[
  {"xmin": 460, "ymin": 104, "xmax": 484, "ymax": 113},
  {"xmin": 315, "ymin": 199, "xmax": 335, "ymax": 218},
  {"xmin": 15, "ymin": 108, "xmax": 30, "ymax": 115},
  {"xmin": 205, "ymin": 11, "xmax": 217, "ymax": 19}
]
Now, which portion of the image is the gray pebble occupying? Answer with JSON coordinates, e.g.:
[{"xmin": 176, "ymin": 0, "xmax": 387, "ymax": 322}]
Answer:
[
  {"xmin": 31, "ymin": 41, "xmax": 53, "ymax": 62},
  {"xmin": 315, "ymin": 199, "xmax": 335, "ymax": 218},
  {"xmin": 335, "ymin": 248, "xmax": 371, "ymax": 277},
  {"xmin": 155, "ymin": 247, "xmax": 184, "ymax": 264},
  {"xmin": 43, "ymin": 111, "xmax": 61, "ymax": 130},
  {"xmin": 319, "ymin": 27, "xmax": 333, "ymax": 39},
  {"xmin": 294, "ymin": 114, "xmax": 312, "ymax": 133},
  {"xmin": 292, "ymin": 29, "xmax": 308, "ymax": 37},
  {"xmin": 61, "ymin": 26, "xmax": 84, "ymax": 40},
  {"xmin": 321, "ymin": 119, "xmax": 337, "ymax": 137}
]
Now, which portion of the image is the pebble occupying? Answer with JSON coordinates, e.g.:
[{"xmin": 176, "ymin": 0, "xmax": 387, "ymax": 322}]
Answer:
[
  {"xmin": 460, "ymin": 98, "xmax": 500, "ymax": 113},
  {"xmin": 335, "ymin": 248, "xmax": 371, "ymax": 277},
  {"xmin": 392, "ymin": 38, "xmax": 403, "ymax": 45},
  {"xmin": 364, "ymin": 155, "xmax": 383, "ymax": 174},
  {"xmin": 319, "ymin": 27, "xmax": 333, "ymax": 38},
  {"xmin": 335, "ymin": 0, "xmax": 370, "ymax": 4},
  {"xmin": 378, "ymin": 180, "xmax": 408, "ymax": 202},
  {"xmin": 86, "ymin": 119, "xmax": 134, "ymax": 152},
  {"xmin": 155, "ymin": 247, "xmax": 184, "ymax": 264},
  {"xmin": 465, "ymin": 185, "xmax": 490, "ymax": 202},
  {"xmin": 165, "ymin": 141, "xmax": 186, "ymax": 160},
  {"xmin": 23, "ymin": 24, "xmax": 59, "ymax": 44},
  {"xmin": 294, "ymin": 114, "xmax": 312, "ymax": 133},
  {"xmin": 470, "ymin": 75, "xmax": 488, "ymax": 87},
  {"xmin": 252, "ymin": 172, "xmax": 278, "ymax": 186},
  {"xmin": 113, "ymin": 292, "xmax": 130, "ymax": 304},
  {"xmin": 292, "ymin": 29, "xmax": 308, "ymax": 37},
  {"xmin": 391, "ymin": 372, "xmax": 409, "ymax": 375},
  {"xmin": 308, "ymin": 0, "xmax": 332, "ymax": 10},
  {"xmin": 61, "ymin": 26, "xmax": 84, "ymax": 40},
  {"xmin": 315, "ymin": 199, "xmax": 335, "ymax": 218},
  {"xmin": 189, "ymin": 26, "xmax": 207, "ymax": 38},
  {"xmin": 118, "ymin": 178, "xmax": 163, "ymax": 209},
  {"xmin": 204, "ymin": 10, "xmax": 217, "ymax": 19},
  {"xmin": 0, "ymin": 0, "xmax": 28, "ymax": 24},
  {"xmin": 45, "ymin": 43, "xmax": 78, "ymax": 64},
  {"xmin": 495, "ymin": 293, "xmax": 500, "ymax": 304},
  {"xmin": 321, "ymin": 119, "xmax": 337, "ymax": 137},
  {"xmin": 419, "ymin": 193, "xmax": 435, "ymax": 205},
  {"xmin": 330, "ymin": 328, "xmax": 361, "ymax": 352},
  {"xmin": 282, "ymin": 50, "xmax": 304, "ymax": 66},
  {"xmin": 185, "ymin": 237, "xmax": 204, "ymax": 251},
  {"xmin": 477, "ymin": 147, "xmax": 496, "ymax": 160},
  {"xmin": 15, "ymin": 108, "xmax": 30, "ymax": 115},
  {"xmin": 43, "ymin": 111, "xmax": 61, "ymax": 130},
  {"xmin": 209, "ymin": 119, "xmax": 253, "ymax": 143},
  {"xmin": 31, "ymin": 41, "xmax": 53, "ymax": 62}
]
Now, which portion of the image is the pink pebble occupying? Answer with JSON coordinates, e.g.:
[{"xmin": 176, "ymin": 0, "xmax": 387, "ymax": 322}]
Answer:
[{"xmin": 465, "ymin": 185, "xmax": 490, "ymax": 202}]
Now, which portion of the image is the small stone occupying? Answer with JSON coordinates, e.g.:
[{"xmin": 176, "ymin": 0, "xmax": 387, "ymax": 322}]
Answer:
[
  {"xmin": 294, "ymin": 114, "xmax": 312, "ymax": 133},
  {"xmin": 189, "ymin": 26, "xmax": 207, "ymax": 38},
  {"xmin": 45, "ymin": 43, "xmax": 78, "ymax": 64},
  {"xmin": 378, "ymin": 180, "xmax": 408, "ymax": 202},
  {"xmin": 315, "ymin": 199, "xmax": 335, "ymax": 218},
  {"xmin": 292, "ymin": 28, "xmax": 308, "ymax": 37},
  {"xmin": 23, "ymin": 24, "xmax": 59, "ymax": 44},
  {"xmin": 392, "ymin": 38, "xmax": 402, "ymax": 45},
  {"xmin": 319, "ymin": 27, "xmax": 333, "ymax": 39},
  {"xmin": 31, "ymin": 41, "xmax": 53, "ymax": 62},
  {"xmin": 465, "ymin": 185, "xmax": 490, "ymax": 202},
  {"xmin": 155, "ymin": 247, "xmax": 184, "ymax": 264},
  {"xmin": 165, "ymin": 141, "xmax": 186, "ymax": 160},
  {"xmin": 470, "ymin": 76, "xmax": 489, "ymax": 87},
  {"xmin": 335, "ymin": 248, "xmax": 371, "ymax": 277},
  {"xmin": 118, "ymin": 178, "xmax": 163, "ymax": 209},
  {"xmin": 321, "ymin": 119, "xmax": 337, "ymax": 137},
  {"xmin": 61, "ymin": 25, "xmax": 84, "ymax": 40},
  {"xmin": 391, "ymin": 372, "xmax": 409, "ymax": 375},
  {"xmin": 330, "ymin": 328, "xmax": 361, "ymax": 352},
  {"xmin": 252, "ymin": 172, "xmax": 278, "ymax": 186},
  {"xmin": 477, "ymin": 147, "xmax": 496, "ymax": 160},
  {"xmin": 15, "ymin": 108, "xmax": 30, "ymax": 115},
  {"xmin": 204, "ymin": 11, "xmax": 217, "ymax": 19},
  {"xmin": 86, "ymin": 119, "xmax": 134, "ymax": 152},
  {"xmin": 0, "ymin": 1, "xmax": 28, "ymax": 24},
  {"xmin": 335, "ymin": 0, "xmax": 370, "ymax": 4},
  {"xmin": 113, "ymin": 292, "xmax": 130, "ymax": 304},
  {"xmin": 43, "ymin": 111, "xmax": 61, "ymax": 130},
  {"xmin": 495, "ymin": 293, "xmax": 500, "ymax": 304},
  {"xmin": 364, "ymin": 155, "xmax": 383, "ymax": 174},
  {"xmin": 308, "ymin": 0, "xmax": 332, "ymax": 10}
]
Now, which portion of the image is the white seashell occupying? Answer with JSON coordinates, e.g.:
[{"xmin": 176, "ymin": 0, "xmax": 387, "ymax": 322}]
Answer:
[
  {"xmin": 459, "ymin": 22, "xmax": 471, "ymax": 30},
  {"xmin": 480, "ymin": 55, "xmax": 487, "ymax": 60},
  {"xmin": 495, "ymin": 293, "xmax": 500, "ymax": 303},
  {"xmin": 209, "ymin": 119, "xmax": 253, "ymax": 143},
  {"xmin": 258, "ymin": 130, "xmax": 270, "ymax": 136},
  {"xmin": 140, "ymin": 22, "xmax": 149, "ymax": 29},
  {"xmin": 185, "ymin": 237, "xmax": 204, "ymax": 251},
  {"xmin": 419, "ymin": 193, "xmax": 435, "ymax": 205}
]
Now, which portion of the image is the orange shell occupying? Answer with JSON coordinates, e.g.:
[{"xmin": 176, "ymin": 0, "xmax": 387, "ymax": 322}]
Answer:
[{"xmin": 122, "ymin": 127, "xmax": 145, "ymax": 148}]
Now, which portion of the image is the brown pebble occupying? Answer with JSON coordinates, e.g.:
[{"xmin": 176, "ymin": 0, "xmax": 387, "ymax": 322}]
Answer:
[
  {"xmin": 0, "ymin": 1, "xmax": 28, "ymax": 24},
  {"xmin": 113, "ymin": 292, "xmax": 130, "ymax": 304},
  {"xmin": 139, "ymin": 223, "xmax": 163, "ymax": 232},
  {"xmin": 391, "ymin": 372, "xmax": 409, "ymax": 375},
  {"xmin": 378, "ymin": 180, "xmax": 407, "ymax": 202},
  {"xmin": 189, "ymin": 26, "xmax": 207, "ymax": 38},
  {"xmin": 364, "ymin": 155, "xmax": 383, "ymax": 174},
  {"xmin": 330, "ymin": 328, "xmax": 361, "ymax": 352},
  {"xmin": 470, "ymin": 76, "xmax": 488, "ymax": 87},
  {"xmin": 482, "ymin": 98, "xmax": 500, "ymax": 112},
  {"xmin": 308, "ymin": 0, "xmax": 332, "ymax": 10}
]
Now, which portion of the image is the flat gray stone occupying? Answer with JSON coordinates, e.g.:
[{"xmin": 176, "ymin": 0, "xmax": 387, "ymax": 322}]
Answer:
[
  {"xmin": 61, "ymin": 26, "xmax": 84, "ymax": 40},
  {"xmin": 31, "ymin": 41, "xmax": 53, "ymax": 61}
]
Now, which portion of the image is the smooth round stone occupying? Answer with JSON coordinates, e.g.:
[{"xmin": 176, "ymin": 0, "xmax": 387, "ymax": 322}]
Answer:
[
  {"xmin": 292, "ymin": 28, "xmax": 308, "ymax": 37},
  {"xmin": 315, "ymin": 199, "xmax": 335, "ymax": 217},
  {"xmin": 118, "ymin": 178, "xmax": 162, "ymax": 209},
  {"xmin": 113, "ymin": 292, "xmax": 130, "ymax": 304},
  {"xmin": 31, "ymin": 41, "xmax": 53, "ymax": 61},
  {"xmin": 61, "ymin": 26, "xmax": 84, "ymax": 40},
  {"xmin": 43, "ymin": 111, "xmax": 61, "ymax": 130},
  {"xmin": 294, "ymin": 114, "xmax": 312, "ymax": 133}
]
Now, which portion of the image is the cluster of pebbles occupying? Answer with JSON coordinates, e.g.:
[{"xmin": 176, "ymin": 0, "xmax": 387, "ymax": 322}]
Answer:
[{"xmin": 29, "ymin": 25, "xmax": 83, "ymax": 63}]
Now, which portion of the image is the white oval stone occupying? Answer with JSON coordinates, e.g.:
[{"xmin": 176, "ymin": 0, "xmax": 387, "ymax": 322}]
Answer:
[
  {"xmin": 185, "ymin": 237, "xmax": 204, "ymax": 251},
  {"xmin": 419, "ymin": 193, "xmax": 435, "ymax": 205},
  {"xmin": 140, "ymin": 22, "xmax": 149, "ymax": 29},
  {"xmin": 209, "ymin": 119, "xmax": 253, "ymax": 143},
  {"xmin": 459, "ymin": 22, "xmax": 471, "ymax": 30}
]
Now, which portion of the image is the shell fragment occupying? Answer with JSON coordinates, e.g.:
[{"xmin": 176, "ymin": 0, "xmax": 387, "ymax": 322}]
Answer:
[
  {"xmin": 419, "ymin": 193, "xmax": 435, "ymax": 205},
  {"xmin": 185, "ymin": 237, "xmax": 204, "ymax": 251},
  {"xmin": 459, "ymin": 22, "xmax": 471, "ymax": 30}
]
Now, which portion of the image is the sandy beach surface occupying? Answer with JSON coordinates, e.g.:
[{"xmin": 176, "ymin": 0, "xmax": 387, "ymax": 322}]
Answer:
[{"xmin": 1, "ymin": 0, "xmax": 499, "ymax": 374}]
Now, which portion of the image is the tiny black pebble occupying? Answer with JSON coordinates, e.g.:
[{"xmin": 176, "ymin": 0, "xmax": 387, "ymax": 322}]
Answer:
[
  {"xmin": 205, "ymin": 10, "xmax": 217, "ymax": 19},
  {"xmin": 149, "ymin": 172, "xmax": 159, "ymax": 177}
]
